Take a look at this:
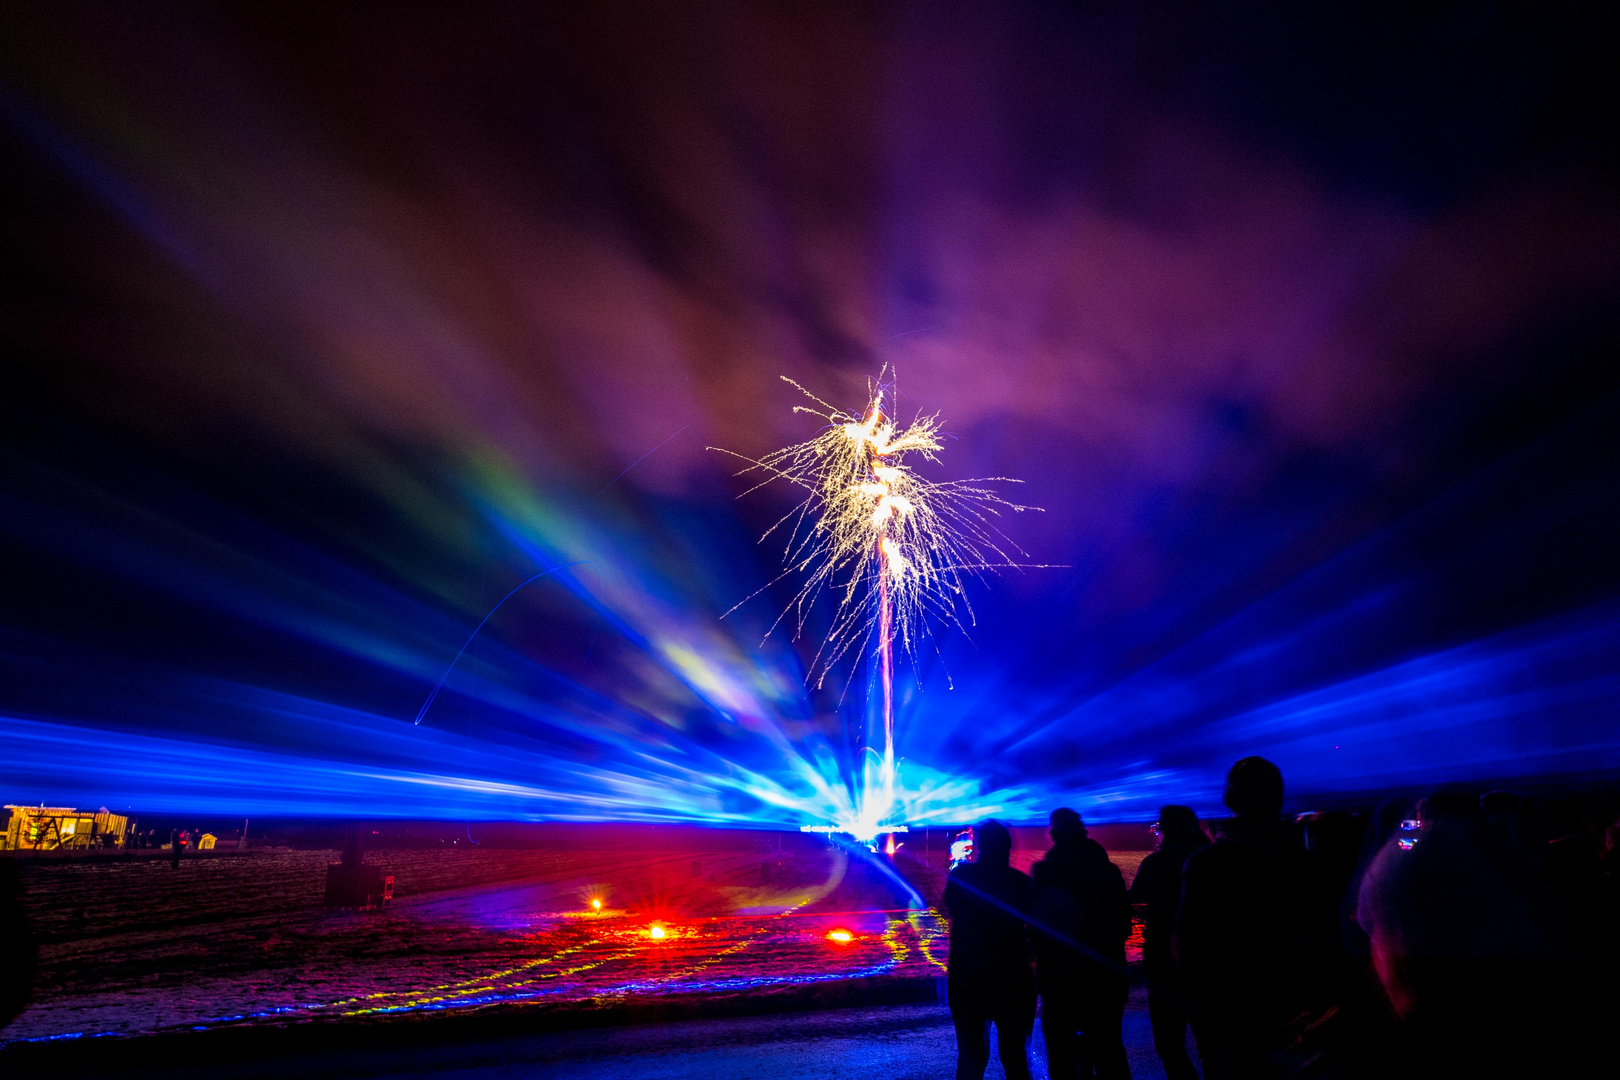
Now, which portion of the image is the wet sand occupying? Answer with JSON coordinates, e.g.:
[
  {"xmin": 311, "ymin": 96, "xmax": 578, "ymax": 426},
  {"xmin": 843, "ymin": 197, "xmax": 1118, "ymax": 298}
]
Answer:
[
  {"xmin": 9, "ymin": 998, "xmax": 1186, "ymax": 1080},
  {"xmin": 5, "ymin": 843, "xmax": 951, "ymax": 1043},
  {"xmin": 3, "ymin": 840, "xmax": 1161, "ymax": 1074}
]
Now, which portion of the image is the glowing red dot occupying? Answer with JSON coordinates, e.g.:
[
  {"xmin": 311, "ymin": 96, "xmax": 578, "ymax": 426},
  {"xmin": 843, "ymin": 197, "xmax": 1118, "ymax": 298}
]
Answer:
[{"xmin": 826, "ymin": 928, "xmax": 854, "ymax": 943}]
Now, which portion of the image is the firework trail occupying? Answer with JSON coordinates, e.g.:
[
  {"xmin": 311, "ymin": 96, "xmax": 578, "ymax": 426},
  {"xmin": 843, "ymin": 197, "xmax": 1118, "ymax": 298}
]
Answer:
[{"xmin": 713, "ymin": 374, "xmax": 1040, "ymax": 834}]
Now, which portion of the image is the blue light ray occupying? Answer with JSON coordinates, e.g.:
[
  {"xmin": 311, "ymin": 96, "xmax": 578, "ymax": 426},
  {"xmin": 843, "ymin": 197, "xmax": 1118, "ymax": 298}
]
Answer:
[{"xmin": 413, "ymin": 560, "xmax": 593, "ymax": 725}]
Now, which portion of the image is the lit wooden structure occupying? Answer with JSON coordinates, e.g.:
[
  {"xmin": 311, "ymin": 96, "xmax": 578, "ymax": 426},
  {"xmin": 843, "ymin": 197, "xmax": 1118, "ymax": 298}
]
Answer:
[{"xmin": 2, "ymin": 806, "xmax": 130, "ymax": 851}]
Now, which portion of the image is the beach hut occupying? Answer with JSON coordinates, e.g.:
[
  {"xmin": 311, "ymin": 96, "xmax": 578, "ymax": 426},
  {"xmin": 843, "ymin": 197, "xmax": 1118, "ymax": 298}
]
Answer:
[{"xmin": 1, "ymin": 805, "xmax": 130, "ymax": 850}]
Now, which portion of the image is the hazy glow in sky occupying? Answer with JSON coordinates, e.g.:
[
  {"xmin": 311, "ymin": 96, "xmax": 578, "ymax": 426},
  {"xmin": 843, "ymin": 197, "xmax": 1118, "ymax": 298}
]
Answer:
[{"xmin": 2, "ymin": 5, "xmax": 1618, "ymax": 821}]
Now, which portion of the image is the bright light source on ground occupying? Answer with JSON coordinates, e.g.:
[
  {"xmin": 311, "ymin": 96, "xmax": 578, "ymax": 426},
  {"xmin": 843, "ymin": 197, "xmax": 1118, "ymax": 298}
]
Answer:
[
  {"xmin": 825, "ymin": 928, "xmax": 854, "ymax": 943},
  {"xmin": 590, "ymin": 898, "xmax": 602, "ymax": 910},
  {"xmin": 648, "ymin": 924, "xmax": 666, "ymax": 940}
]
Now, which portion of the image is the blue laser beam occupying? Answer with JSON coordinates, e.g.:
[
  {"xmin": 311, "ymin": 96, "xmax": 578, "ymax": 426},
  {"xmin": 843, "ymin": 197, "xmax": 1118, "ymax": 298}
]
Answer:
[{"xmin": 413, "ymin": 561, "xmax": 593, "ymax": 726}]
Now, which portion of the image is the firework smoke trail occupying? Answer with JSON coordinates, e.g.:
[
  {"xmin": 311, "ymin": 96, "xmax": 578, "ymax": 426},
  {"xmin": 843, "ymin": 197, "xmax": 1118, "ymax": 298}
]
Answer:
[{"xmin": 713, "ymin": 375, "xmax": 1040, "ymax": 836}]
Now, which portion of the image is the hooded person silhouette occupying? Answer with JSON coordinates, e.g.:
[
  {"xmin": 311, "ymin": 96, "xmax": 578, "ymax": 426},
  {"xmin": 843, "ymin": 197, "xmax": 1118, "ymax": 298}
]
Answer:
[
  {"xmin": 1033, "ymin": 808, "xmax": 1132, "ymax": 1080},
  {"xmin": 1175, "ymin": 757, "xmax": 1335, "ymax": 1080},
  {"xmin": 944, "ymin": 819, "xmax": 1035, "ymax": 1080},
  {"xmin": 1129, "ymin": 805, "xmax": 1208, "ymax": 1080}
]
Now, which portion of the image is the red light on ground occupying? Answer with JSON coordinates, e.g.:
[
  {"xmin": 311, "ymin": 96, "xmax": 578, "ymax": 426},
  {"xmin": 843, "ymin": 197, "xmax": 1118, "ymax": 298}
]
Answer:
[
  {"xmin": 825, "ymin": 928, "xmax": 854, "ymax": 944},
  {"xmin": 648, "ymin": 924, "xmax": 667, "ymax": 940}
]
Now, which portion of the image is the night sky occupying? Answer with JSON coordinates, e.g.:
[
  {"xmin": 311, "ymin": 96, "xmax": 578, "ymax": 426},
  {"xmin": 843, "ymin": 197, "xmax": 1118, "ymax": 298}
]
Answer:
[{"xmin": 3, "ymin": 3, "xmax": 1618, "ymax": 824}]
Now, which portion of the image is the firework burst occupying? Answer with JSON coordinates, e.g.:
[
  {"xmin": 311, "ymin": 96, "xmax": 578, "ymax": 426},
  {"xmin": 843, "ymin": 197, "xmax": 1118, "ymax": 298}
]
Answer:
[{"xmin": 712, "ymin": 374, "xmax": 1041, "ymax": 835}]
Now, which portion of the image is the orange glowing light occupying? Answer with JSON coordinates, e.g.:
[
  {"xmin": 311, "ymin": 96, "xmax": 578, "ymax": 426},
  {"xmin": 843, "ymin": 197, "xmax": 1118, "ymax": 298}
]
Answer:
[
  {"xmin": 590, "ymin": 898, "xmax": 602, "ymax": 911},
  {"xmin": 826, "ymin": 928, "xmax": 854, "ymax": 944},
  {"xmin": 648, "ymin": 924, "xmax": 666, "ymax": 940}
]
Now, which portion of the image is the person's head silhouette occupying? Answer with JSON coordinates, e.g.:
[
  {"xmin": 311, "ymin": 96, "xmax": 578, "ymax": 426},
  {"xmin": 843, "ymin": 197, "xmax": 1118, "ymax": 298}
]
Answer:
[
  {"xmin": 1156, "ymin": 804, "xmax": 1201, "ymax": 843},
  {"xmin": 975, "ymin": 819, "xmax": 1012, "ymax": 865},
  {"xmin": 1223, "ymin": 756, "xmax": 1284, "ymax": 819},
  {"xmin": 1418, "ymin": 790, "xmax": 1479, "ymax": 824},
  {"xmin": 1049, "ymin": 807, "xmax": 1086, "ymax": 845}
]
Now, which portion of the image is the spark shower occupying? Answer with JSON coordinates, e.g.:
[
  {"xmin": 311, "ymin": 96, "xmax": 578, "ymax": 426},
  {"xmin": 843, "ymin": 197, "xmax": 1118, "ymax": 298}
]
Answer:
[{"xmin": 714, "ymin": 376, "xmax": 1039, "ymax": 839}]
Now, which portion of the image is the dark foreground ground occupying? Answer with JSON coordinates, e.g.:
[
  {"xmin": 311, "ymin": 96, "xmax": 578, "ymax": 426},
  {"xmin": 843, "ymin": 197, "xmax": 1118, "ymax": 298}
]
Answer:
[
  {"xmin": 6, "ymin": 995, "xmax": 1185, "ymax": 1080},
  {"xmin": 2, "ymin": 842, "xmax": 955, "ymax": 1042},
  {"xmin": 2, "ymin": 835, "xmax": 1159, "ymax": 1076}
]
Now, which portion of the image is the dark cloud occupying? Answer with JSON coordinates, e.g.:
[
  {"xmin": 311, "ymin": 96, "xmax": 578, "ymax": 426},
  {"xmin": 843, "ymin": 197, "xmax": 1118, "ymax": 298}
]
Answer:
[{"xmin": 2, "ymin": 3, "xmax": 1617, "ymax": 818}]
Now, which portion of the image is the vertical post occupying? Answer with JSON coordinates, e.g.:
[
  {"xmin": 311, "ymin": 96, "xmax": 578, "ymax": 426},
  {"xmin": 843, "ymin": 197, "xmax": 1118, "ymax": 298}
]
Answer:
[
  {"xmin": 342, "ymin": 822, "xmax": 363, "ymax": 868},
  {"xmin": 879, "ymin": 562, "xmax": 894, "ymax": 806}
]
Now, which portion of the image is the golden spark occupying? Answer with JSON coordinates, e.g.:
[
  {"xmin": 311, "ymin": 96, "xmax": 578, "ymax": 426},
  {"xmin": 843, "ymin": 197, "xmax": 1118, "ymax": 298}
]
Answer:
[
  {"xmin": 712, "ymin": 375, "xmax": 1040, "ymax": 751},
  {"xmin": 711, "ymin": 373, "xmax": 1047, "ymax": 836}
]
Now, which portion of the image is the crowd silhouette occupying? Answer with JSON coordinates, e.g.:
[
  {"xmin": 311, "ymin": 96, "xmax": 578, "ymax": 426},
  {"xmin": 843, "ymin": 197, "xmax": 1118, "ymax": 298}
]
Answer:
[
  {"xmin": 943, "ymin": 757, "xmax": 1620, "ymax": 1079},
  {"xmin": 2, "ymin": 761, "xmax": 1615, "ymax": 1077}
]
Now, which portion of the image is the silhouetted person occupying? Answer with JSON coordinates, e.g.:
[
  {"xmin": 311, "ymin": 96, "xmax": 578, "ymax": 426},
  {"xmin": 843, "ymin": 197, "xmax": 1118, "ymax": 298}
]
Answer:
[
  {"xmin": 0, "ymin": 860, "xmax": 37, "ymax": 1032},
  {"xmin": 1357, "ymin": 791, "xmax": 1553, "ymax": 1077},
  {"xmin": 1300, "ymin": 811, "xmax": 1363, "ymax": 912},
  {"xmin": 169, "ymin": 828, "xmax": 181, "ymax": 869},
  {"xmin": 944, "ymin": 819, "xmax": 1035, "ymax": 1080},
  {"xmin": 1128, "ymin": 805, "xmax": 1207, "ymax": 1080},
  {"xmin": 1340, "ymin": 795, "xmax": 1413, "ymax": 963},
  {"xmin": 1032, "ymin": 808, "xmax": 1131, "ymax": 1080},
  {"xmin": 1600, "ymin": 803, "xmax": 1620, "ymax": 1009},
  {"xmin": 1535, "ymin": 794, "xmax": 1620, "ymax": 1076},
  {"xmin": 1174, "ymin": 756, "xmax": 1334, "ymax": 1079}
]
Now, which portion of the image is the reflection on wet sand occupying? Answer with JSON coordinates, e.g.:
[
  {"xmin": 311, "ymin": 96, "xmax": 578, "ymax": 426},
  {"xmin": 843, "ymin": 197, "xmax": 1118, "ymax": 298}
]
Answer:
[{"xmin": 5, "ymin": 841, "xmax": 950, "ymax": 1042}]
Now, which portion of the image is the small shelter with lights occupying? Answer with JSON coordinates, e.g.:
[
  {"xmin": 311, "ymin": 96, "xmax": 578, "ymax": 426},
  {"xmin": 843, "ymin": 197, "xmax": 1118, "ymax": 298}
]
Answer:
[{"xmin": 2, "ymin": 805, "xmax": 131, "ymax": 851}]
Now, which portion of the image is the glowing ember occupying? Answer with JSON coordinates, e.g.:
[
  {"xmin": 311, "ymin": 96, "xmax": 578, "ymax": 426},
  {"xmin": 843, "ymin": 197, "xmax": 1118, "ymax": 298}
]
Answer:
[
  {"xmin": 825, "ymin": 928, "xmax": 854, "ymax": 943},
  {"xmin": 590, "ymin": 898, "xmax": 602, "ymax": 911},
  {"xmin": 648, "ymin": 924, "xmax": 666, "ymax": 939}
]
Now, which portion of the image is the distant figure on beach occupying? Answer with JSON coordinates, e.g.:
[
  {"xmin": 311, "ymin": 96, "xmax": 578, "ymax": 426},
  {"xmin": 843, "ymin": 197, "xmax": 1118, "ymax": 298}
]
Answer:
[
  {"xmin": 169, "ymin": 828, "xmax": 182, "ymax": 869},
  {"xmin": 944, "ymin": 818, "xmax": 1035, "ymax": 1080},
  {"xmin": 1175, "ymin": 756, "xmax": 1333, "ymax": 1079},
  {"xmin": 1032, "ymin": 807, "xmax": 1132, "ymax": 1080},
  {"xmin": 1128, "ymin": 805, "xmax": 1208, "ymax": 1080}
]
